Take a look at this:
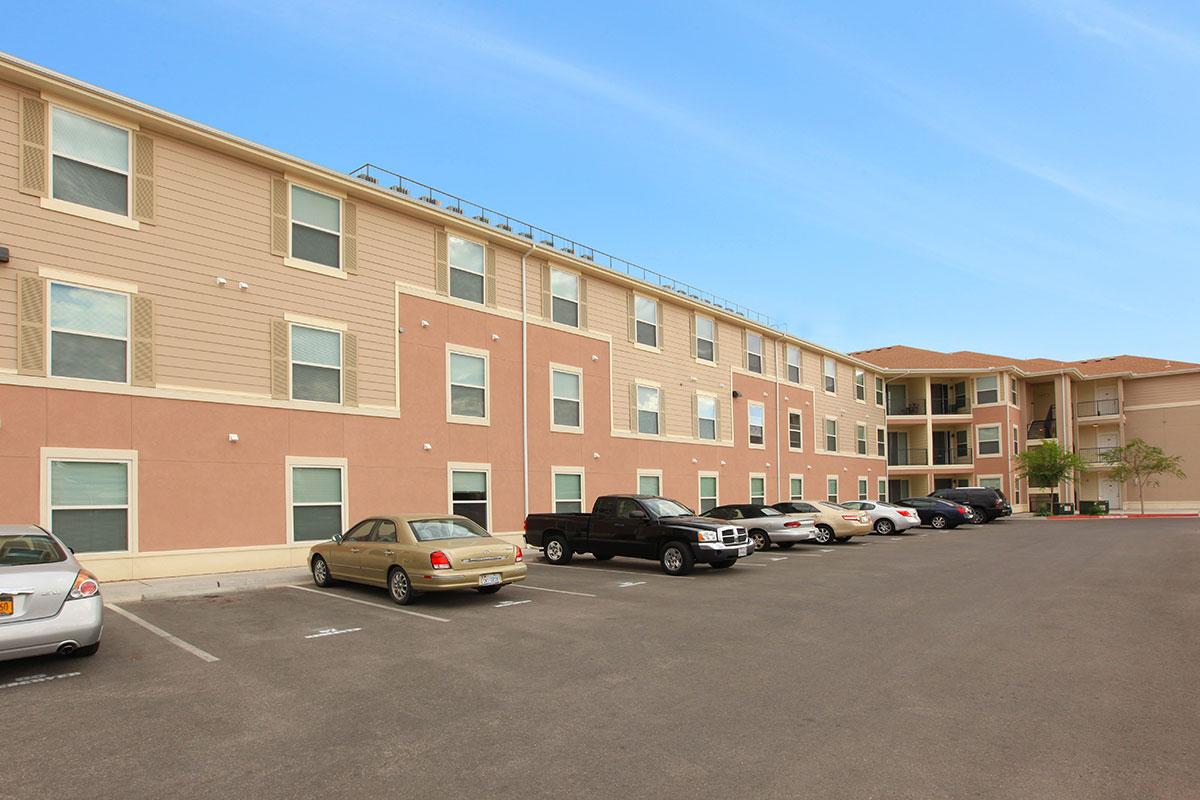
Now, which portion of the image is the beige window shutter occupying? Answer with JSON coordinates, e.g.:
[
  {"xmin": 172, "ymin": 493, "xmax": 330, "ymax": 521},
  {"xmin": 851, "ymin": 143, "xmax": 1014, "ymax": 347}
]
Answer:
[
  {"xmin": 130, "ymin": 294, "xmax": 156, "ymax": 387},
  {"xmin": 578, "ymin": 277, "xmax": 588, "ymax": 329},
  {"xmin": 540, "ymin": 263, "xmax": 552, "ymax": 319},
  {"xmin": 270, "ymin": 319, "xmax": 290, "ymax": 400},
  {"xmin": 713, "ymin": 321, "xmax": 720, "ymax": 363},
  {"xmin": 343, "ymin": 201, "xmax": 358, "ymax": 275},
  {"xmin": 132, "ymin": 133, "xmax": 155, "ymax": 224},
  {"xmin": 434, "ymin": 229, "xmax": 449, "ymax": 294},
  {"xmin": 485, "ymin": 246, "xmax": 497, "ymax": 306},
  {"xmin": 691, "ymin": 393, "xmax": 699, "ymax": 438},
  {"xmin": 689, "ymin": 313, "xmax": 697, "ymax": 358},
  {"xmin": 626, "ymin": 292, "xmax": 635, "ymax": 342},
  {"xmin": 659, "ymin": 390, "xmax": 667, "ymax": 435},
  {"xmin": 18, "ymin": 95, "xmax": 48, "ymax": 198},
  {"xmin": 742, "ymin": 329, "xmax": 749, "ymax": 370},
  {"xmin": 270, "ymin": 178, "xmax": 289, "ymax": 257},
  {"xmin": 16, "ymin": 274, "xmax": 46, "ymax": 376},
  {"xmin": 628, "ymin": 383, "xmax": 638, "ymax": 431},
  {"xmin": 343, "ymin": 332, "xmax": 359, "ymax": 406}
]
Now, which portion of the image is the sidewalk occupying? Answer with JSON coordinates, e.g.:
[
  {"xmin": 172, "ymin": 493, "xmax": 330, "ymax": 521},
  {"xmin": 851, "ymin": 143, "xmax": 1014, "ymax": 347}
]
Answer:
[{"xmin": 102, "ymin": 566, "xmax": 310, "ymax": 604}]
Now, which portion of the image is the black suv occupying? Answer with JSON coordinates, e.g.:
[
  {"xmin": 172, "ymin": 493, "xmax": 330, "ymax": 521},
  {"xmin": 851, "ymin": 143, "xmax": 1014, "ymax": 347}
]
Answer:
[{"xmin": 928, "ymin": 487, "xmax": 1011, "ymax": 524}]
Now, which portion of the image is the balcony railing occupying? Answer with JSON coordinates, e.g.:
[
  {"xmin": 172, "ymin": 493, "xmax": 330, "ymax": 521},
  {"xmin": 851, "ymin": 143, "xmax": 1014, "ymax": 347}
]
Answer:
[
  {"xmin": 887, "ymin": 398, "xmax": 926, "ymax": 416},
  {"xmin": 933, "ymin": 448, "xmax": 973, "ymax": 466},
  {"xmin": 1076, "ymin": 399, "xmax": 1120, "ymax": 417},
  {"xmin": 888, "ymin": 448, "xmax": 929, "ymax": 466},
  {"xmin": 930, "ymin": 398, "xmax": 971, "ymax": 415},
  {"xmin": 1077, "ymin": 446, "xmax": 1118, "ymax": 464},
  {"xmin": 1027, "ymin": 419, "xmax": 1057, "ymax": 440},
  {"xmin": 350, "ymin": 163, "xmax": 774, "ymax": 327}
]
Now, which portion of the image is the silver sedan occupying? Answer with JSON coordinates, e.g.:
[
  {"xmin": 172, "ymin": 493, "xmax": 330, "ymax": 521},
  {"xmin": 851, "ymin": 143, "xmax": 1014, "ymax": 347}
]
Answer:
[
  {"xmin": 0, "ymin": 525, "xmax": 103, "ymax": 662},
  {"xmin": 841, "ymin": 501, "xmax": 921, "ymax": 535},
  {"xmin": 703, "ymin": 504, "xmax": 819, "ymax": 551}
]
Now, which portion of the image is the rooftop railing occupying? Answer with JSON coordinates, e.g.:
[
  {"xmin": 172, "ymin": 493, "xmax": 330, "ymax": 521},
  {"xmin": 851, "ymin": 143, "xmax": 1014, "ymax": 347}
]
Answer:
[
  {"xmin": 1076, "ymin": 399, "xmax": 1120, "ymax": 418},
  {"xmin": 350, "ymin": 163, "xmax": 775, "ymax": 328}
]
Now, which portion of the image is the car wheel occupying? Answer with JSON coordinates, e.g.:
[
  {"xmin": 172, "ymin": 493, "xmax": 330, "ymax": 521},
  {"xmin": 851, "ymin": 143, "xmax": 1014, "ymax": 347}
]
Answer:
[
  {"xmin": 711, "ymin": 559, "xmax": 736, "ymax": 569},
  {"xmin": 749, "ymin": 529, "xmax": 770, "ymax": 551},
  {"xmin": 593, "ymin": 553, "xmax": 614, "ymax": 561},
  {"xmin": 388, "ymin": 566, "xmax": 414, "ymax": 605},
  {"xmin": 544, "ymin": 535, "xmax": 573, "ymax": 565},
  {"xmin": 813, "ymin": 525, "xmax": 834, "ymax": 545},
  {"xmin": 776, "ymin": 542, "xmax": 796, "ymax": 549},
  {"xmin": 69, "ymin": 642, "xmax": 100, "ymax": 658},
  {"xmin": 874, "ymin": 518, "xmax": 895, "ymax": 535},
  {"xmin": 931, "ymin": 514, "xmax": 948, "ymax": 529},
  {"xmin": 311, "ymin": 555, "xmax": 334, "ymax": 587},
  {"xmin": 476, "ymin": 585, "xmax": 503, "ymax": 594},
  {"xmin": 968, "ymin": 508, "xmax": 986, "ymax": 525},
  {"xmin": 660, "ymin": 542, "xmax": 695, "ymax": 576}
]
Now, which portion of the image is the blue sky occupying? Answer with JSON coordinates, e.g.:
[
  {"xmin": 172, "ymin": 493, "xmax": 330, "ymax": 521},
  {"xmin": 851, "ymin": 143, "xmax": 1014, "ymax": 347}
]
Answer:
[{"xmin": 8, "ymin": 0, "xmax": 1200, "ymax": 361}]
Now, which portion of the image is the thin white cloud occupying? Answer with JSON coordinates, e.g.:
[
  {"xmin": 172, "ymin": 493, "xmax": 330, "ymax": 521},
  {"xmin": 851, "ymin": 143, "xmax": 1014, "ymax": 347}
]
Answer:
[{"xmin": 1021, "ymin": 0, "xmax": 1200, "ymax": 60}]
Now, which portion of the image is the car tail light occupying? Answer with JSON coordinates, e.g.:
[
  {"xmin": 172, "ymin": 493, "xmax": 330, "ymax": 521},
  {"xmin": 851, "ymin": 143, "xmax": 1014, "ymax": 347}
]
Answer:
[
  {"xmin": 514, "ymin": 546, "xmax": 523, "ymax": 562},
  {"xmin": 523, "ymin": 518, "xmax": 529, "ymax": 531},
  {"xmin": 841, "ymin": 514, "xmax": 859, "ymax": 522},
  {"xmin": 783, "ymin": 520, "xmax": 803, "ymax": 528},
  {"xmin": 957, "ymin": 505, "xmax": 970, "ymax": 515},
  {"xmin": 430, "ymin": 551, "xmax": 452, "ymax": 570},
  {"xmin": 899, "ymin": 509, "xmax": 915, "ymax": 518},
  {"xmin": 68, "ymin": 569, "xmax": 100, "ymax": 600}
]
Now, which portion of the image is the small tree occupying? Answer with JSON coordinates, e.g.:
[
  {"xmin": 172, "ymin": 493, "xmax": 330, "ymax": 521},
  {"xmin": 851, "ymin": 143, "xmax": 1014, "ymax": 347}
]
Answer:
[
  {"xmin": 1016, "ymin": 441, "xmax": 1088, "ymax": 507},
  {"xmin": 1102, "ymin": 438, "xmax": 1186, "ymax": 515}
]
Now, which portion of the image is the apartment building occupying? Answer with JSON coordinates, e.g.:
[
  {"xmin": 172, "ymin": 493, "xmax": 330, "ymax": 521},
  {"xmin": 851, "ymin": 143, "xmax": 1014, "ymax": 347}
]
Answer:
[
  {"xmin": 0, "ymin": 54, "xmax": 887, "ymax": 581},
  {"xmin": 852, "ymin": 346, "xmax": 1200, "ymax": 513}
]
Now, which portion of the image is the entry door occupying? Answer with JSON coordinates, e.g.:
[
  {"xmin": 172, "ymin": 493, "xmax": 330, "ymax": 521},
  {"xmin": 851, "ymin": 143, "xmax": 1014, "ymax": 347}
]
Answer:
[
  {"xmin": 932, "ymin": 430, "xmax": 950, "ymax": 464},
  {"xmin": 1096, "ymin": 385, "xmax": 1118, "ymax": 416},
  {"xmin": 1099, "ymin": 477, "xmax": 1121, "ymax": 508},
  {"xmin": 887, "ymin": 384, "xmax": 907, "ymax": 414},
  {"xmin": 1097, "ymin": 431, "xmax": 1119, "ymax": 451},
  {"xmin": 888, "ymin": 479, "xmax": 910, "ymax": 500},
  {"xmin": 888, "ymin": 431, "xmax": 909, "ymax": 464}
]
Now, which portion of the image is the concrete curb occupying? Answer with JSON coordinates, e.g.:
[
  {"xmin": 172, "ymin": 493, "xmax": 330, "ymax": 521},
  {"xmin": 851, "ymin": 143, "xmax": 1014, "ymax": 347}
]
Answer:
[{"xmin": 102, "ymin": 567, "xmax": 311, "ymax": 604}]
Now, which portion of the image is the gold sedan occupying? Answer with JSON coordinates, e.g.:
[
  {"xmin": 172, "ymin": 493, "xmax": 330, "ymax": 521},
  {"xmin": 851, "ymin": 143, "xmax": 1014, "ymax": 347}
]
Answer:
[{"xmin": 308, "ymin": 515, "xmax": 527, "ymax": 605}]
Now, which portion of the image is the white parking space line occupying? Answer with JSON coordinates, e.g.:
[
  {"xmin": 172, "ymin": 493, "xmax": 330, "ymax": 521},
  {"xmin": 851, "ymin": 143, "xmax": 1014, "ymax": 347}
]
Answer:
[
  {"xmin": 304, "ymin": 627, "xmax": 362, "ymax": 639},
  {"xmin": 494, "ymin": 599, "xmax": 532, "ymax": 608},
  {"xmin": 526, "ymin": 562, "xmax": 696, "ymax": 579},
  {"xmin": 286, "ymin": 585, "xmax": 450, "ymax": 623},
  {"xmin": 106, "ymin": 603, "xmax": 221, "ymax": 663},
  {"xmin": 1, "ymin": 672, "xmax": 82, "ymax": 691},
  {"xmin": 510, "ymin": 584, "xmax": 598, "ymax": 598}
]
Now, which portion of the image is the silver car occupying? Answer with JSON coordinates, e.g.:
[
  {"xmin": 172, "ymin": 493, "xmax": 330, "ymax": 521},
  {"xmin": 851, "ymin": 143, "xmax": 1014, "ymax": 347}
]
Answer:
[
  {"xmin": 0, "ymin": 525, "xmax": 103, "ymax": 662},
  {"xmin": 704, "ymin": 504, "xmax": 819, "ymax": 551},
  {"xmin": 841, "ymin": 501, "xmax": 921, "ymax": 535}
]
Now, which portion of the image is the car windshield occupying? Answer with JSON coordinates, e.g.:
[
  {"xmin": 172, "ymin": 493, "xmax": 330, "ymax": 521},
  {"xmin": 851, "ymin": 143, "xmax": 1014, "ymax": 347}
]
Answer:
[
  {"xmin": 819, "ymin": 502, "xmax": 849, "ymax": 511},
  {"xmin": 409, "ymin": 518, "xmax": 491, "ymax": 542},
  {"xmin": 643, "ymin": 498, "xmax": 694, "ymax": 517},
  {"xmin": 0, "ymin": 533, "xmax": 67, "ymax": 566}
]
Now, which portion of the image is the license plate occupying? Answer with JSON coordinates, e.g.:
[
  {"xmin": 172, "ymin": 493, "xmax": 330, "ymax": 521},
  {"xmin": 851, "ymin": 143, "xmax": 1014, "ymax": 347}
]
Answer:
[
  {"xmin": 479, "ymin": 573, "xmax": 501, "ymax": 587},
  {"xmin": 737, "ymin": 546, "xmax": 748, "ymax": 557},
  {"xmin": 0, "ymin": 596, "xmax": 12, "ymax": 617}
]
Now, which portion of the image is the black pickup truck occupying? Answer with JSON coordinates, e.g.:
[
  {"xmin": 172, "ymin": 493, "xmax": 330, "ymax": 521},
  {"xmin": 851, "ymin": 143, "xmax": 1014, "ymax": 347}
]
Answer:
[{"xmin": 523, "ymin": 494, "xmax": 753, "ymax": 575}]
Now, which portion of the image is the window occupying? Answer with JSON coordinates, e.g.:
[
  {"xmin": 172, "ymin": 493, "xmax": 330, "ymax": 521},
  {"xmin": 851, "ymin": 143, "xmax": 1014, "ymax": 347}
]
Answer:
[
  {"xmin": 1015, "ymin": 482, "xmax": 1021, "ymax": 504},
  {"xmin": 789, "ymin": 477, "xmax": 804, "ymax": 501},
  {"xmin": 750, "ymin": 475, "xmax": 766, "ymax": 505},
  {"xmin": 549, "ymin": 268, "xmax": 580, "ymax": 327},
  {"xmin": 877, "ymin": 478, "xmax": 887, "ymax": 501},
  {"xmin": 49, "ymin": 282, "xmax": 128, "ymax": 383},
  {"xmin": 553, "ymin": 471, "xmax": 584, "ymax": 513},
  {"xmin": 376, "ymin": 520, "xmax": 398, "ymax": 543},
  {"xmin": 746, "ymin": 332, "xmax": 763, "ymax": 373},
  {"xmin": 979, "ymin": 477, "xmax": 1003, "ymax": 491},
  {"xmin": 825, "ymin": 418, "xmax": 838, "ymax": 452},
  {"xmin": 451, "ymin": 469, "xmax": 489, "ymax": 528},
  {"xmin": 978, "ymin": 425, "xmax": 1001, "ymax": 456},
  {"xmin": 49, "ymin": 459, "xmax": 130, "ymax": 552},
  {"xmin": 699, "ymin": 474, "xmax": 719, "ymax": 513},
  {"xmin": 858, "ymin": 478, "xmax": 868, "ymax": 501},
  {"xmin": 637, "ymin": 384, "xmax": 660, "ymax": 435},
  {"xmin": 854, "ymin": 369, "xmax": 866, "ymax": 401},
  {"xmin": 638, "ymin": 471, "xmax": 662, "ymax": 496},
  {"xmin": 1010, "ymin": 378, "xmax": 1019, "ymax": 406},
  {"xmin": 448, "ymin": 235, "xmax": 486, "ymax": 304},
  {"xmin": 51, "ymin": 106, "xmax": 130, "ymax": 216},
  {"xmin": 876, "ymin": 427, "xmax": 886, "ymax": 457},
  {"xmin": 875, "ymin": 377, "xmax": 884, "ymax": 406},
  {"xmin": 826, "ymin": 477, "xmax": 839, "ymax": 503},
  {"xmin": 697, "ymin": 394, "xmax": 718, "ymax": 440},
  {"xmin": 976, "ymin": 375, "xmax": 999, "ymax": 405},
  {"xmin": 291, "ymin": 324, "xmax": 342, "ymax": 403},
  {"xmin": 788, "ymin": 411, "xmax": 803, "ymax": 450},
  {"xmin": 856, "ymin": 424, "xmax": 867, "ymax": 455},
  {"xmin": 695, "ymin": 315, "xmax": 715, "ymax": 362},
  {"xmin": 1013, "ymin": 426, "xmax": 1020, "ymax": 455},
  {"xmin": 551, "ymin": 368, "xmax": 582, "ymax": 430},
  {"xmin": 786, "ymin": 346, "xmax": 801, "ymax": 383},
  {"xmin": 291, "ymin": 465, "xmax": 344, "ymax": 542},
  {"xmin": 634, "ymin": 295, "xmax": 658, "ymax": 348},
  {"xmin": 748, "ymin": 402, "xmax": 765, "ymax": 446},
  {"xmin": 449, "ymin": 351, "xmax": 487, "ymax": 420},
  {"xmin": 291, "ymin": 185, "xmax": 341, "ymax": 269},
  {"xmin": 823, "ymin": 357, "xmax": 837, "ymax": 393}
]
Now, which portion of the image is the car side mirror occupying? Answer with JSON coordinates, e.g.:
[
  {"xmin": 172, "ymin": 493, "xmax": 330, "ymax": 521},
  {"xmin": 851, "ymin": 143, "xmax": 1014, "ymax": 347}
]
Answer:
[
  {"xmin": 332, "ymin": 533, "xmax": 344, "ymax": 544},
  {"xmin": 628, "ymin": 509, "xmax": 647, "ymax": 520}
]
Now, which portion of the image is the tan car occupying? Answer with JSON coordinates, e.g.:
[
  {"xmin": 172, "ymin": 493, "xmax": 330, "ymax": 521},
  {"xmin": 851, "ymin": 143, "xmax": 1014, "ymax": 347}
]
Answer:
[
  {"xmin": 769, "ymin": 501, "xmax": 872, "ymax": 545},
  {"xmin": 309, "ymin": 515, "xmax": 526, "ymax": 605}
]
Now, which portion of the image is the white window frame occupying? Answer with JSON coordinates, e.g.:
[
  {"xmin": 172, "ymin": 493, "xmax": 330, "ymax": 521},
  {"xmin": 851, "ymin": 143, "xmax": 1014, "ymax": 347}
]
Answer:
[
  {"xmin": 637, "ymin": 469, "xmax": 664, "ymax": 497},
  {"xmin": 41, "ymin": 447, "xmax": 139, "ymax": 555},
  {"xmin": 875, "ymin": 376, "xmax": 885, "ymax": 406},
  {"xmin": 789, "ymin": 475, "xmax": 805, "ymax": 501},
  {"xmin": 287, "ymin": 182, "xmax": 344, "ymax": 274},
  {"xmin": 854, "ymin": 369, "xmax": 866, "ymax": 402},
  {"xmin": 856, "ymin": 423, "xmax": 867, "ymax": 455},
  {"xmin": 786, "ymin": 345, "xmax": 801, "ymax": 384},
  {"xmin": 826, "ymin": 475, "xmax": 839, "ymax": 503},
  {"xmin": 549, "ymin": 363, "xmax": 583, "ymax": 433},
  {"xmin": 549, "ymin": 267, "xmax": 581, "ymax": 327},
  {"xmin": 636, "ymin": 382, "xmax": 662, "ymax": 436},
  {"xmin": 877, "ymin": 477, "xmax": 887, "ymax": 501},
  {"xmin": 1010, "ymin": 376, "xmax": 1019, "ymax": 406},
  {"xmin": 285, "ymin": 456, "xmax": 348, "ymax": 545},
  {"xmin": 823, "ymin": 357, "xmax": 838, "ymax": 394},
  {"xmin": 633, "ymin": 294, "xmax": 659, "ymax": 350},
  {"xmin": 48, "ymin": 104, "xmax": 134, "ymax": 226},
  {"xmin": 824, "ymin": 416, "xmax": 838, "ymax": 452},
  {"xmin": 977, "ymin": 424, "xmax": 1002, "ymax": 457},
  {"xmin": 448, "ymin": 462, "xmax": 492, "ymax": 529},
  {"xmin": 748, "ymin": 401, "xmax": 765, "ymax": 448},
  {"xmin": 48, "ymin": 279, "xmax": 131, "ymax": 386},
  {"xmin": 745, "ymin": 332, "xmax": 764, "ymax": 373},
  {"xmin": 749, "ymin": 473, "xmax": 767, "ymax": 505},
  {"xmin": 975, "ymin": 374, "xmax": 1000, "ymax": 405},
  {"xmin": 291, "ymin": 322, "xmax": 344, "ymax": 405},
  {"xmin": 447, "ymin": 233, "xmax": 487, "ymax": 305},
  {"xmin": 446, "ymin": 345, "xmax": 490, "ymax": 425},
  {"xmin": 698, "ymin": 472, "xmax": 720, "ymax": 513},
  {"xmin": 696, "ymin": 392, "xmax": 719, "ymax": 441},
  {"xmin": 876, "ymin": 426, "xmax": 886, "ymax": 457},
  {"xmin": 978, "ymin": 475, "xmax": 1004, "ymax": 492},
  {"xmin": 694, "ymin": 314, "xmax": 716, "ymax": 363},
  {"xmin": 551, "ymin": 467, "xmax": 586, "ymax": 513},
  {"xmin": 787, "ymin": 408, "xmax": 804, "ymax": 452},
  {"xmin": 857, "ymin": 476, "xmax": 869, "ymax": 501},
  {"xmin": 1013, "ymin": 425, "xmax": 1020, "ymax": 455}
]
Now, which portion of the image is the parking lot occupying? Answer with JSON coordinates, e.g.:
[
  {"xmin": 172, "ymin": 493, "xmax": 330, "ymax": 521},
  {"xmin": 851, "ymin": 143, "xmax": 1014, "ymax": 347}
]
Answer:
[{"xmin": 4, "ymin": 518, "xmax": 1199, "ymax": 800}]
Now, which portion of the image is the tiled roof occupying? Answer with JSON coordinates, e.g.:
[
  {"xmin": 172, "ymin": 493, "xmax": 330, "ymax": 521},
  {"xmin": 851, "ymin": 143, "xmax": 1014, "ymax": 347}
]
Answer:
[{"xmin": 850, "ymin": 345, "xmax": 1200, "ymax": 377}]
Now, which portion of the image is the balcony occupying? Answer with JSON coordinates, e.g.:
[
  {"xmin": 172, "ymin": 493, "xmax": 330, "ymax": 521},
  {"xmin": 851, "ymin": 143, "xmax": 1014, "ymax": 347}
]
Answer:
[
  {"xmin": 1076, "ymin": 399, "xmax": 1120, "ymax": 418},
  {"xmin": 930, "ymin": 398, "xmax": 971, "ymax": 415},
  {"xmin": 933, "ymin": 448, "xmax": 973, "ymax": 466},
  {"xmin": 887, "ymin": 398, "xmax": 926, "ymax": 416},
  {"xmin": 1077, "ymin": 446, "xmax": 1117, "ymax": 465},
  {"xmin": 1027, "ymin": 418, "xmax": 1057, "ymax": 440},
  {"xmin": 888, "ymin": 448, "xmax": 929, "ymax": 467}
]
